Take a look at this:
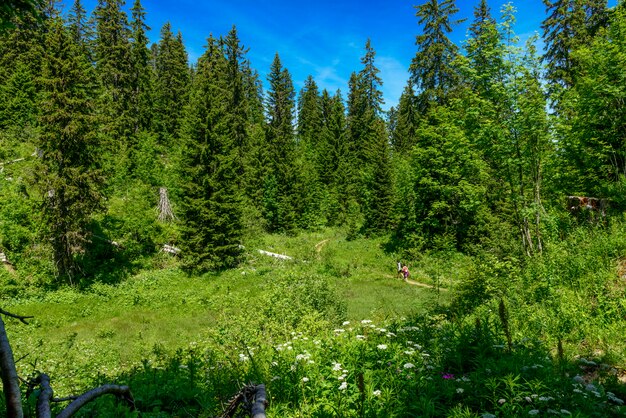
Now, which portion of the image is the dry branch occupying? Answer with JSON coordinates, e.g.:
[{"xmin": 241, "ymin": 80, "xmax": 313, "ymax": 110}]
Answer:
[
  {"xmin": 36, "ymin": 374, "xmax": 53, "ymax": 418},
  {"xmin": 157, "ymin": 187, "xmax": 176, "ymax": 222},
  {"xmin": 55, "ymin": 384, "xmax": 135, "ymax": 418}
]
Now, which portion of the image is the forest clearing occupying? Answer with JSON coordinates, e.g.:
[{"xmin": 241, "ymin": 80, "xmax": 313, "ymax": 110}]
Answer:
[{"xmin": 1, "ymin": 0, "xmax": 626, "ymax": 416}]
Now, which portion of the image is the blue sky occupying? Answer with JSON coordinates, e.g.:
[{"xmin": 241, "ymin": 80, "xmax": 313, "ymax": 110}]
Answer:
[{"xmin": 60, "ymin": 0, "xmax": 618, "ymax": 110}]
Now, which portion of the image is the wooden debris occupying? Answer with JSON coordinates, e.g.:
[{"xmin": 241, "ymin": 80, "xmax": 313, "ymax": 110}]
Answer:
[
  {"xmin": 162, "ymin": 244, "xmax": 180, "ymax": 255},
  {"xmin": 258, "ymin": 250, "xmax": 292, "ymax": 260},
  {"xmin": 157, "ymin": 187, "xmax": 176, "ymax": 222}
]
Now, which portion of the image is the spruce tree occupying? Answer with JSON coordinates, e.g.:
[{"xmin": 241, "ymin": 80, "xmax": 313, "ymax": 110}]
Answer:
[
  {"xmin": 296, "ymin": 75, "xmax": 324, "ymax": 227},
  {"xmin": 178, "ymin": 35, "xmax": 242, "ymax": 272},
  {"xmin": 263, "ymin": 53, "xmax": 297, "ymax": 232},
  {"xmin": 37, "ymin": 17, "xmax": 103, "ymax": 282},
  {"xmin": 542, "ymin": 0, "xmax": 608, "ymax": 96},
  {"xmin": 391, "ymin": 81, "xmax": 419, "ymax": 154},
  {"xmin": 409, "ymin": 0, "xmax": 464, "ymax": 113},
  {"xmin": 129, "ymin": 0, "xmax": 152, "ymax": 134},
  {"xmin": 345, "ymin": 39, "xmax": 391, "ymax": 233},
  {"xmin": 153, "ymin": 22, "xmax": 190, "ymax": 143}
]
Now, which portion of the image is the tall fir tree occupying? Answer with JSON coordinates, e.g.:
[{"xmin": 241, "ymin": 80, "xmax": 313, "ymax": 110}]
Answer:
[
  {"xmin": 296, "ymin": 75, "xmax": 325, "ymax": 227},
  {"xmin": 409, "ymin": 0, "xmax": 464, "ymax": 113},
  {"xmin": 263, "ymin": 53, "xmax": 297, "ymax": 232},
  {"xmin": 345, "ymin": 39, "xmax": 392, "ymax": 234},
  {"xmin": 153, "ymin": 22, "xmax": 190, "ymax": 143},
  {"xmin": 129, "ymin": 0, "xmax": 152, "ymax": 134},
  {"xmin": 391, "ymin": 81, "xmax": 419, "ymax": 154},
  {"xmin": 178, "ymin": 35, "xmax": 242, "ymax": 272},
  {"xmin": 542, "ymin": 0, "xmax": 608, "ymax": 96},
  {"xmin": 37, "ymin": 17, "xmax": 103, "ymax": 282}
]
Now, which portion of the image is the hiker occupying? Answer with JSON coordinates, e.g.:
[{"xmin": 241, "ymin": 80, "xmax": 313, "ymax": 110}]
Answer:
[
  {"xmin": 397, "ymin": 261, "xmax": 402, "ymax": 278},
  {"xmin": 402, "ymin": 265, "xmax": 410, "ymax": 280}
]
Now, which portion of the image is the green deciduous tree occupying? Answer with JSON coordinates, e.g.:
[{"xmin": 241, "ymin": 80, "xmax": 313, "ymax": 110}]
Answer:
[{"xmin": 557, "ymin": 4, "xmax": 626, "ymax": 203}]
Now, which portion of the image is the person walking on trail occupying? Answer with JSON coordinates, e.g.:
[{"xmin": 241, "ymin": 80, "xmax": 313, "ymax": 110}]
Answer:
[{"xmin": 402, "ymin": 265, "xmax": 410, "ymax": 281}]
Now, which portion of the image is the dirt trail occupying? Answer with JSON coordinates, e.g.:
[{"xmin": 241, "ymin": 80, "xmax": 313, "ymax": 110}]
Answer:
[
  {"xmin": 383, "ymin": 274, "xmax": 449, "ymax": 291},
  {"xmin": 315, "ymin": 239, "xmax": 330, "ymax": 253},
  {"xmin": 404, "ymin": 278, "xmax": 449, "ymax": 291}
]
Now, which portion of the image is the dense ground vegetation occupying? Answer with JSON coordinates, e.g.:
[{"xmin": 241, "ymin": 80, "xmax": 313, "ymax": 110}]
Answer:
[{"xmin": 1, "ymin": 0, "xmax": 625, "ymax": 416}]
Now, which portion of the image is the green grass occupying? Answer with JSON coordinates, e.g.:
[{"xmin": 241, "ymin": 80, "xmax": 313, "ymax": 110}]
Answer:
[
  {"xmin": 4, "ymin": 230, "xmax": 444, "ymax": 391},
  {"xmin": 3, "ymin": 227, "xmax": 625, "ymax": 417}
]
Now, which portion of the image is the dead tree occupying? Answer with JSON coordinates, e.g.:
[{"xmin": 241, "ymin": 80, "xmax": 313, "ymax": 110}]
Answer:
[
  {"xmin": 157, "ymin": 187, "xmax": 176, "ymax": 222},
  {"xmin": 0, "ymin": 309, "xmax": 134, "ymax": 417}
]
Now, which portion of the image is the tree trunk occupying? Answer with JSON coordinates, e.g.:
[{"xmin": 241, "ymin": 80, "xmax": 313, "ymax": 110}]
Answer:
[{"xmin": 0, "ymin": 315, "xmax": 23, "ymax": 418}]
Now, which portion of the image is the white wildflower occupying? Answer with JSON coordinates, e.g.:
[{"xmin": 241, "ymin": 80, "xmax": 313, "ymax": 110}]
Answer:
[
  {"xmin": 498, "ymin": 398, "xmax": 506, "ymax": 405},
  {"xmin": 334, "ymin": 329, "xmax": 345, "ymax": 334},
  {"xmin": 456, "ymin": 388, "xmax": 464, "ymax": 393},
  {"xmin": 339, "ymin": 381, "xmax": 348, "ymax": 390},
  {"xmin": 239, "ymin": 354, "xmax": 249, "ymax": 362},
  {"xmin": 356, "ymin": 335, "xmax": 366, "ymax": 340},
  {"xmin": 403, "ymin": 363, "xmax": 415, "ymax": 369},
  {"xmin": 377, "ymin": 344, "xmax": 388, "ymax": 350},
  {"xmin": 607, "ymin": 392, "xmax": 625, "ymax": 405},
  {"xmin": 343, "ymin": 321, "xmax": 351, "ymax": 326},
  {"xmin": 332, "ymin": 362, "xmax": 342, "ymax": 371},
  {"xmin": 302, "ymin": 377, "xmax": 309, "ymax": 383},
  {"xmin": 404, "ymin": 350, "xmax": 415, "ymax": 355},
  {"xmin": 372, "ymin": 389, "xmax": 381, "ymax": 396},
  {"xmin": 361, "ymin": 319, "xmax": 372, "ymax": 324}
]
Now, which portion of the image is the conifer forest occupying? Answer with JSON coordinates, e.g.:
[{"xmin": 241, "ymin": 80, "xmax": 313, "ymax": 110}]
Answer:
[{"xmin": 0, "ymin": 0, "xmax": 625, "ymax": 416}]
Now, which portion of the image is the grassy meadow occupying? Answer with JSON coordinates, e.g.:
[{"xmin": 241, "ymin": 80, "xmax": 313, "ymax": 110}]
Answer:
[{"xmin": 2, "ymin": 227, "xmax": 626, "ymax": 417}]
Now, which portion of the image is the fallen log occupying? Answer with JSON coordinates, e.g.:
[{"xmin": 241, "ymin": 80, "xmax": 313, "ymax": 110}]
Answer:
[{"xmin": 258, "ymin": 250, "xmax": 292, "ymax": 260}]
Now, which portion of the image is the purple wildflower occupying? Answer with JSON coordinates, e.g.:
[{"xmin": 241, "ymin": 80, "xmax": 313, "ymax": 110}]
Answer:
[{"xmin": 442, "ymin": 373, "xmax": 455, "ymax": 379}]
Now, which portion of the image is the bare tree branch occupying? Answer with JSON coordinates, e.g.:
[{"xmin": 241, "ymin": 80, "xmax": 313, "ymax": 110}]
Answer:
[
  {"xmin": 36, "ymin": 374, "xmax": 53, "ymax": 418},
  {"xmin": 56, "ymin": 384, "xmax": 135, "ymax": 418},
  {"xmin": 0, "ymin": 308, "xmax": 33, "ymax": 325}
]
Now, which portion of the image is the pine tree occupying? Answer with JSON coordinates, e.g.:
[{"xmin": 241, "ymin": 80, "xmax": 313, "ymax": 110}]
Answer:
[
  {"xmin": 391, "ymin": 81, "xmax": 419, "ymax": 154},
  {"xmin": 345, "ymin": 39, "xmax": 391, "ymax": 233},
  {"xmin": 409, "ymin": 0, "xmax": 464, "ymax": 113},
  {"xmin": 94, "ymin": 0, "xmax": 133, "ymax": 143},
  {"xmin": 263, "ymin": 53, "xmax": 297, "ymax": 232},
  {"xmin": 37, "ymin": 17, "xmax": 103, "ymax": 282},
  {"xmin": 0, "ymin": 3, "xmax": 45, "ymax": 130},
  {"xmin": 67, "ymin": 0, "xmax": 92, "ymax": 51},
  {"xmin": 153, "ymin": 22, "xmax": 190, "ymax": 143},
  {"xmin": 296, "ymin": 74, "xmax": 324, "ymax": 227},
  {"xmin": 129, "ymin": 0, "xmax": 152, "ymax": 133},
  {"xmin": 542, "ymin": 0, "xmax": 608, "ymax": 96},
  {"xmin": 178, "ymin": 35, "xmax": 242, "ymax": 272}
]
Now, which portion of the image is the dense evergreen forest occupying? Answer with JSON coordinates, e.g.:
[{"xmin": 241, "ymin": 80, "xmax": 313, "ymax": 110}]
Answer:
[
  {"xmin": 1, "ymin": 0, "xmax": 626, "ymax": 416},
  {"xmin": 0, "ymin": 0, "xmax": 623, "ymax": 281}
]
